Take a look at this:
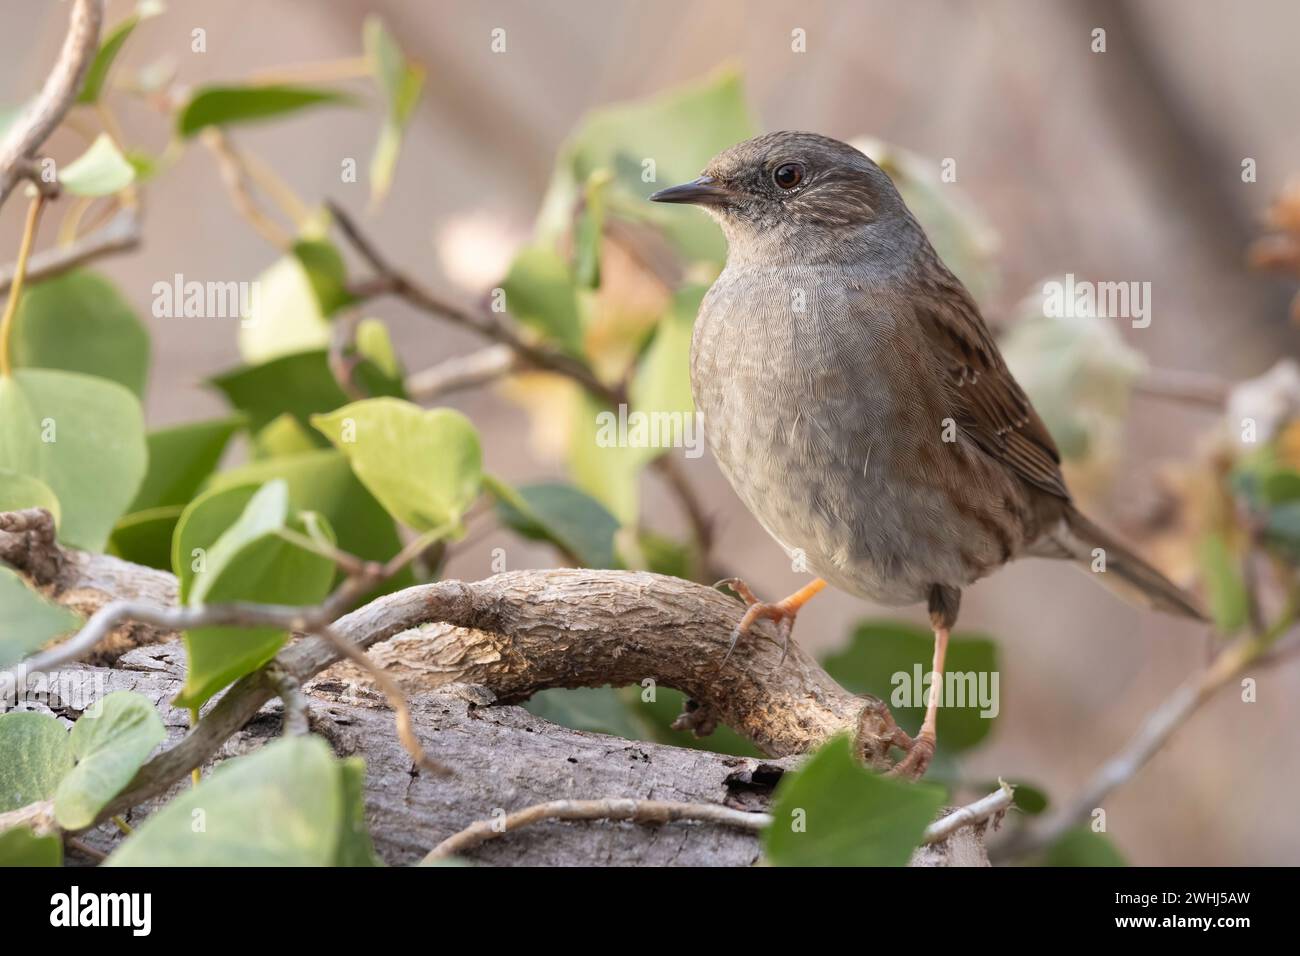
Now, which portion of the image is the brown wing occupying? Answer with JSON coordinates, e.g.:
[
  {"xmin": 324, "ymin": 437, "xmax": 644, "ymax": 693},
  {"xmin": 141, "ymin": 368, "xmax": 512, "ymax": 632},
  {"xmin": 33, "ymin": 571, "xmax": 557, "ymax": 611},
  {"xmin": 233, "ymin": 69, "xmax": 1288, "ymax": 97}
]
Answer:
[{"xmin": 914, "ymin": 270, "xmax": 1070, "ymax": 500}]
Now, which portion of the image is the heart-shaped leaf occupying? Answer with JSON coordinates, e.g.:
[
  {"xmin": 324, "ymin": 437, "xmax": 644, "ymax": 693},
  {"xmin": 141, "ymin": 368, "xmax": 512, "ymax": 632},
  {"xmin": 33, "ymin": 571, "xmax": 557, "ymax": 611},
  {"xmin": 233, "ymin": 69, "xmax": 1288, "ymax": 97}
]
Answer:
[
  {"xmin": 12, "ymin": 270, "xmax": 150, "ymax": 398},
  {"xmin": 106, "ymin": 736, "xmax": 353, "ymax": 866},
  {"xmin": 0, "ymin": 567, "xmax": 82, "ymax": 668},
  {"xmin": 173, "ymin": 483, "xmax": 336, "ymax": 709},
  {"xmin": 0, "ymin": 368, "xmax": 146, "ymax": 551},
  {"xmin": 0, "ymin": 710, "xmax": 74, "ymax": 811},
  {"xmin": 763, "ymin": 736, "xmax": 946, "ymax": 866},
  {"xmin": 312, "ymin": 399, "xmax": 482, "ymax": 534},
  {"xmin": 59, "ymin": 134, "xmax": 136, "ymax": 197},
  {"xmin": 129, "ymin": 417, "xmax": 242, "ymax": 512},
  {"xmin": 53, "ymin": 691, "xmax": 165, "ymax": 829},
  {"xmin": 0, "ymin": 469, "xmax": 60, "ymax": 525},
  {"xmin": 0, "ymin": 825, "xmax": 62, "ymax": 865}
]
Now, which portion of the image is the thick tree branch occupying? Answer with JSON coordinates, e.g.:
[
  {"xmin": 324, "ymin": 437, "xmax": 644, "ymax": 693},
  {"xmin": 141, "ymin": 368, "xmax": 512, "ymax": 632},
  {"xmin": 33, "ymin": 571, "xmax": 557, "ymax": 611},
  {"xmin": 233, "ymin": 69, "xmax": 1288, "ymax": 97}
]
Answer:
[{"xmin": 0, "ymin": 0, "xmax": 105, "ymax": 209}]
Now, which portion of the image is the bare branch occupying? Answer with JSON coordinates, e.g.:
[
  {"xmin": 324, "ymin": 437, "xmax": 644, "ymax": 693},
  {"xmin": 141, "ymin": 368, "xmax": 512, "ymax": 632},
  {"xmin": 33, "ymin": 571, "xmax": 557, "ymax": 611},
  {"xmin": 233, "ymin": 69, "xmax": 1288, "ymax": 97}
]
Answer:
[
  {"xmin": 0, "ymin": 207, "xmax": 141, "ymax": 294},
  {"xmin": 328, "ymin": 199, "xmax": 625, "ymax": 406},
  {"xmin": 922, "ymin": 783, "xmax": 1014, "ymax": 845},
  {"xmin": 422, "ymin": 798, "xmax": 772, "ymax": 863},
  {"xmin": 406, "ymin": 344, "xmax": 519, "ymax": 401},
  {"xmin": 0, "ymin": 0, "xmax": 105, "ymax": 209}
]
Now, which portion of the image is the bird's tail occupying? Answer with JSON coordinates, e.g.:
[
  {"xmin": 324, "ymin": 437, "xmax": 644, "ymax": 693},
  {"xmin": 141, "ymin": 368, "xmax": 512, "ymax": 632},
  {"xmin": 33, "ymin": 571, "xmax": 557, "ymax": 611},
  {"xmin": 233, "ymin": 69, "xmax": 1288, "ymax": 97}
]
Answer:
[{"xmin": 1049, "ymin": 506, "xmax": 1207, "ymax": 622}]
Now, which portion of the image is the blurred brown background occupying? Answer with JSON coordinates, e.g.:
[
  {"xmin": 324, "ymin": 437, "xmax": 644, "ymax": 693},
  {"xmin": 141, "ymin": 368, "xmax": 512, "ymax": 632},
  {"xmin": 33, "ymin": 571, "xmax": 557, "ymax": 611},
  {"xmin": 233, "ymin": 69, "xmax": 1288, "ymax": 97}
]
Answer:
[{"xmin": 3, "ymin": 0, "xmax": 1297, "ymax": 864}]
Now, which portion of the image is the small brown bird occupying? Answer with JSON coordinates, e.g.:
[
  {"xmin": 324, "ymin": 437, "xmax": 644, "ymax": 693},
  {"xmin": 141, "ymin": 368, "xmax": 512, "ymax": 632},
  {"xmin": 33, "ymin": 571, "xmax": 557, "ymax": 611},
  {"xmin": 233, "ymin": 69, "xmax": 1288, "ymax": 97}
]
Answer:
[{"xmin": 651, "ymin": 131, "xmax": 1204, "ymax": 774}]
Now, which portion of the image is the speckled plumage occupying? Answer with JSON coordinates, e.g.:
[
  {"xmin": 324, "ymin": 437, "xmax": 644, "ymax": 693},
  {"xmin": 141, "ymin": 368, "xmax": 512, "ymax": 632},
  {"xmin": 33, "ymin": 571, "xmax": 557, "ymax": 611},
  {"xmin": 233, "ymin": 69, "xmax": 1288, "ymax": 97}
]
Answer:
[{"xmin": 667, "ymin": 132, "xmax": 1203, "ymax": 622}]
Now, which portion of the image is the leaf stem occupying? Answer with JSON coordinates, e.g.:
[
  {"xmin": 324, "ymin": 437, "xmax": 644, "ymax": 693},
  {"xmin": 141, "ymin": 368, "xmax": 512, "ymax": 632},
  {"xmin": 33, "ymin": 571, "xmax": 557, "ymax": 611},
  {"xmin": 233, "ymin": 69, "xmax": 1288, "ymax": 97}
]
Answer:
[{"xmin": 0, "ymin": 192, "xmax": 48, "ymax": 377}]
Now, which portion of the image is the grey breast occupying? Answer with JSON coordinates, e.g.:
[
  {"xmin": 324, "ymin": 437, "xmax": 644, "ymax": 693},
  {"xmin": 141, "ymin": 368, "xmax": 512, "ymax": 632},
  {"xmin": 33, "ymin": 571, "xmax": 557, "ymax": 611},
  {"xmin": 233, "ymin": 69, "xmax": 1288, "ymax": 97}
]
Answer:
[{"xmin": 689, "ymin": 262, "xmax": 1025, "ymax": 606}]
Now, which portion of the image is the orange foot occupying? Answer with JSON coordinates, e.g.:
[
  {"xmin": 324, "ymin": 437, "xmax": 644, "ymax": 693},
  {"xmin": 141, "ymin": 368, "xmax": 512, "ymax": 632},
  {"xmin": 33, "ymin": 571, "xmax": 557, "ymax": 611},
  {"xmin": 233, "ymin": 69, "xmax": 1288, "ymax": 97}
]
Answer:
[{"xmin": 713, "ymin": 577, "xmax": 827, "ymax": 667}]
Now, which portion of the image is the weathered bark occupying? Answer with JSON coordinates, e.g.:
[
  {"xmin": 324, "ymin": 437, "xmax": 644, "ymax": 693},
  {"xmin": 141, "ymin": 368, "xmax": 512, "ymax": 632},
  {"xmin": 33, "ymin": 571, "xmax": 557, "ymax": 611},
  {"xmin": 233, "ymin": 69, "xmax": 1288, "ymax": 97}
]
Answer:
[
  {"xmin": 3, "ymin": 523, "xmax": 989, "ymax": 865},
  {"xmin": 47, "ymin": 645, "xmax": 984, "ymax": 866}
]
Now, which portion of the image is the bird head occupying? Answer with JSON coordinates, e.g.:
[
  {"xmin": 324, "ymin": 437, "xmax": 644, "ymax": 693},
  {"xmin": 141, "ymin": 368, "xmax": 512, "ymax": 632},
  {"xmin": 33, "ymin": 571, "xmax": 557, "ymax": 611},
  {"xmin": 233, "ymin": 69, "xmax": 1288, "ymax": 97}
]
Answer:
[{"xmin": 649, "ymin": 131, "xmax": 915, "ymax": 264}]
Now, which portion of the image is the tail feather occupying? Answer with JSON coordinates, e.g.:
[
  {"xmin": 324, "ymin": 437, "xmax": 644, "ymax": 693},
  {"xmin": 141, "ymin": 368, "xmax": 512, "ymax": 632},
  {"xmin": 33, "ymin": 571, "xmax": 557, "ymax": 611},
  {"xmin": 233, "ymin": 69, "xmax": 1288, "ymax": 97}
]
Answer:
[{"xmin": 1053, "ymin": 507, "xmax": 1207, "ymax": 622}]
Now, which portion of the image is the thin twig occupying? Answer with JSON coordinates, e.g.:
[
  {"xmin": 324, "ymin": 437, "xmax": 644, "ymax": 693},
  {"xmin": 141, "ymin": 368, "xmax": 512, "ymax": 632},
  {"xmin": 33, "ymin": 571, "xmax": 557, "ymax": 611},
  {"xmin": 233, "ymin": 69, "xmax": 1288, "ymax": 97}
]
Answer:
[
  {"xmin": 0, "ymin": 0, "xmax": 104, "ymax": 209},
  {"xmin": 996, "ymin": 604, "xmax": 1299, "ymax": 860},
  {"xmin": 406, "ymin": 344, "xmax": 519, "ymax": 401},
  {"xmin": 1132, "ymin": 366, "xmax": 1231, "ymax": 409},
  {"xmin": 202, "ymin": 129, "xmax": 292, "ymax": 249},
  {"xmin": 0, "ymin": 206, "xmax": 140, "ymax": 294},
  {"xmin": 328, "ymin": 198, "xmax": 624, "ymax": 406},
  {"xmin": 422, "ymin": 798, "xmax": 772, "ymax": 863},
  {"xmin": 265, "ymin": 663, "xmax": 309, "ymax": 736},
  {"xmin": 0, "ymin": 194, "xmax": 49, "ymax": 376},
  {"xmin": 922, "ymin": 782, "xmax": 1014, "ymax": 845}
]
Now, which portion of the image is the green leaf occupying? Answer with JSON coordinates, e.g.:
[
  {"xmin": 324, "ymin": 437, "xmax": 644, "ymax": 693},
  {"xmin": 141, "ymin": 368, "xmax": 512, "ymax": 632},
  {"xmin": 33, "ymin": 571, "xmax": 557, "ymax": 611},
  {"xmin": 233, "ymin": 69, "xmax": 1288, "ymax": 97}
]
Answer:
[
  {"xmin": 129, "ymin": 417, "xmax": 242, "ymax": 512},
  {"xmin": 0, "ymin": 826, "xmax": 62, "ymax": 866},
  {"xmin": 293, "ymin": 238, "xmax": 352, "ymax": 316},
  {"xmin": 536, "ymin": 67, "xmax": 756, "ymax": 264},
  {"xmin": 0, "ymin": 710, "xmax": 74, "ymax": 811},
  {"xmin": 633, "ymin": 686, "xmax": 762, "ymax": 757},
  {"xmin": 175, "ymin": 485, "xmax": 336, "ymax": 709},
  {"xmin": 205, "ymin": 448, "xmax": 407, "ymax": 583},
  {"xmin": 312, "ymin": 399, "xmax": 482, "ymax": 534},
  {"xmin": 763, "ymin": 736, "xmax": 946, "ymax": 866},
  {"xmin": 172, "ymin": 482, "xmax": 261, "ymax": 602},
  {"xmin": 491, "ymin": 479, "xmax": 621, "ymax": 569},
  {"xmin": 1043, "ymin": 825, "xmax": 1128, "ymax": 867},
  {"xmin": 77, "ymin": 2, "xmax": 164, "ymax": 105},
  {"xmin": 501, "ymin": 244, "xmax": 584, "ymax": 353},
  {"xmin": 12, "ymin": 270, "xmax": 150, "ymax": 398},
  {"xmin": 107, "ymin": 736, "xmax": 348, "ymax": 866},
  {"xmin": 108, "ymin": 504, "xmax": 183, "ymax": 571},
  {"xmin": 210, "ymin": 349, "xmax": 402, "ymax": 435},
  {"xmin": 0, "ymin": 369, "xmax": 146, "ymax": 551},
  {"xmin": 355, "ymin": 318, "xmax": 402, "ymax": 381},
  {"xmin": 569, "ymin": 389, "xmax": 641, "ymax": 525},
  {"xmin": 178, "ymin": 84, "xmax": 352, "ymax": 138},
  {"xmin": 627, "ymin": 283, "xmax": 703, "ymax": 467},
  {"xmin": 524, "ymin": 687, "xmax": 652, "ymax": 740},
  {"xmin": 364, "ymin": 15, "xmax": 424, "ymax": 205},
  {"xmin": 1198, "ymin": 533, "xmax": 1248, "ymax": 634},
  {"xmin": 58, "ymin": 133, "xmax": 136, "ymax": 197},
  {"xmin": 334, "ymin": 757, "xmax": 380, "ymax": 866},
  {"xmin": 188, "ymin": 480, "xmax": 291, "ymax": 606},
  {"xmin": 0, "ymin": 469, "xmax": 60, "ymax": 525},
  {"xmin": 252, "ymin": 412, "xmax": 320, "ymax": 459},
  {"xmin": 823, "ymin": 621, "xmax": 1000, "ymax": 754},
  {"xmin": 53, "ymin": 691, "xmax": 165, "ymax": 829},
  {"xmin": 237, "ymin": 254, "xmax": 332, "ymax": 365},
  {"xmin": 574, "ymin": 169, "xmax": 612, "ymax": 288}
]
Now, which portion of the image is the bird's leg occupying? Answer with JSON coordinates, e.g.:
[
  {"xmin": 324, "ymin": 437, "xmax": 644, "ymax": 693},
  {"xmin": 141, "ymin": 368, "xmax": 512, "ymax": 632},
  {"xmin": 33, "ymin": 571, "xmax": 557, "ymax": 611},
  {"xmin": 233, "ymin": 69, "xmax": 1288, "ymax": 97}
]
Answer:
[
  {"xmin": 891, "ymin": 584, "xmax": 960, "ymax": 780},
  {"xmin": 713, "ymin": 577, "xmax": 826, "ymax": 666}
]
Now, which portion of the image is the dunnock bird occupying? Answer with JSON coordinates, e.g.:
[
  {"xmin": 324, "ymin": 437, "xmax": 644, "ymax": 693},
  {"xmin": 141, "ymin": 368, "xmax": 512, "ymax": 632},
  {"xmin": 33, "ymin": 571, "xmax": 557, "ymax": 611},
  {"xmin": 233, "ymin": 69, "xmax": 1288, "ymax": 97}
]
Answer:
[{"xmin": 651, "ymin": 131, "xmax": 1203, "ymax": 774}]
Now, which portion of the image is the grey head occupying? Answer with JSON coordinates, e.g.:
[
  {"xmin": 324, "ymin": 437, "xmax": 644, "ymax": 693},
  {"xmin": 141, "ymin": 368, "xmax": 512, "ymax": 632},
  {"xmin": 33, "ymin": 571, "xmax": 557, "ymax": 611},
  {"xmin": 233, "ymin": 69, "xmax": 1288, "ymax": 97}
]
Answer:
[{"xmin": 649, "ymin": 131, "xmax": 922, "ymax": 267}]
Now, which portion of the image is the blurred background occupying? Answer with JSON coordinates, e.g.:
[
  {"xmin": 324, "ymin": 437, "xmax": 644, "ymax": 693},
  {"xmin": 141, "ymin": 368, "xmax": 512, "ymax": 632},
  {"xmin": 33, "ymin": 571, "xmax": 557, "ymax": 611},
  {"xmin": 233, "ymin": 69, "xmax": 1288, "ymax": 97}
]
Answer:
[{"xmin": 3, "ymin": 0, "xmax": 1298, "ymax": 864}]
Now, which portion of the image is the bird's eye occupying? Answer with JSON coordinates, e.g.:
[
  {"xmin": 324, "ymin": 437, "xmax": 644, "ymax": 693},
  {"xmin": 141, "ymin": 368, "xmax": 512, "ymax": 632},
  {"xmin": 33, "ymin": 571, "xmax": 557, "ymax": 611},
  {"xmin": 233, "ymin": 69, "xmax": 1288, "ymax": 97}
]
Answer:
[{"xmin": 773, "ymin": 163, "xmax": 805, "ymax": 190}]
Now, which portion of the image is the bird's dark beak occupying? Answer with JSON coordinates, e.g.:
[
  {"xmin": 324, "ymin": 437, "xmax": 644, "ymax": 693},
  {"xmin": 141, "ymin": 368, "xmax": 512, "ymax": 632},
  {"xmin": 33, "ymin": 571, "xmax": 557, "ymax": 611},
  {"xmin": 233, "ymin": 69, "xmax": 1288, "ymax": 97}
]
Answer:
[{"xmin": 648, "ymin": 176, "xmax": 732, "ymax": 206}]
